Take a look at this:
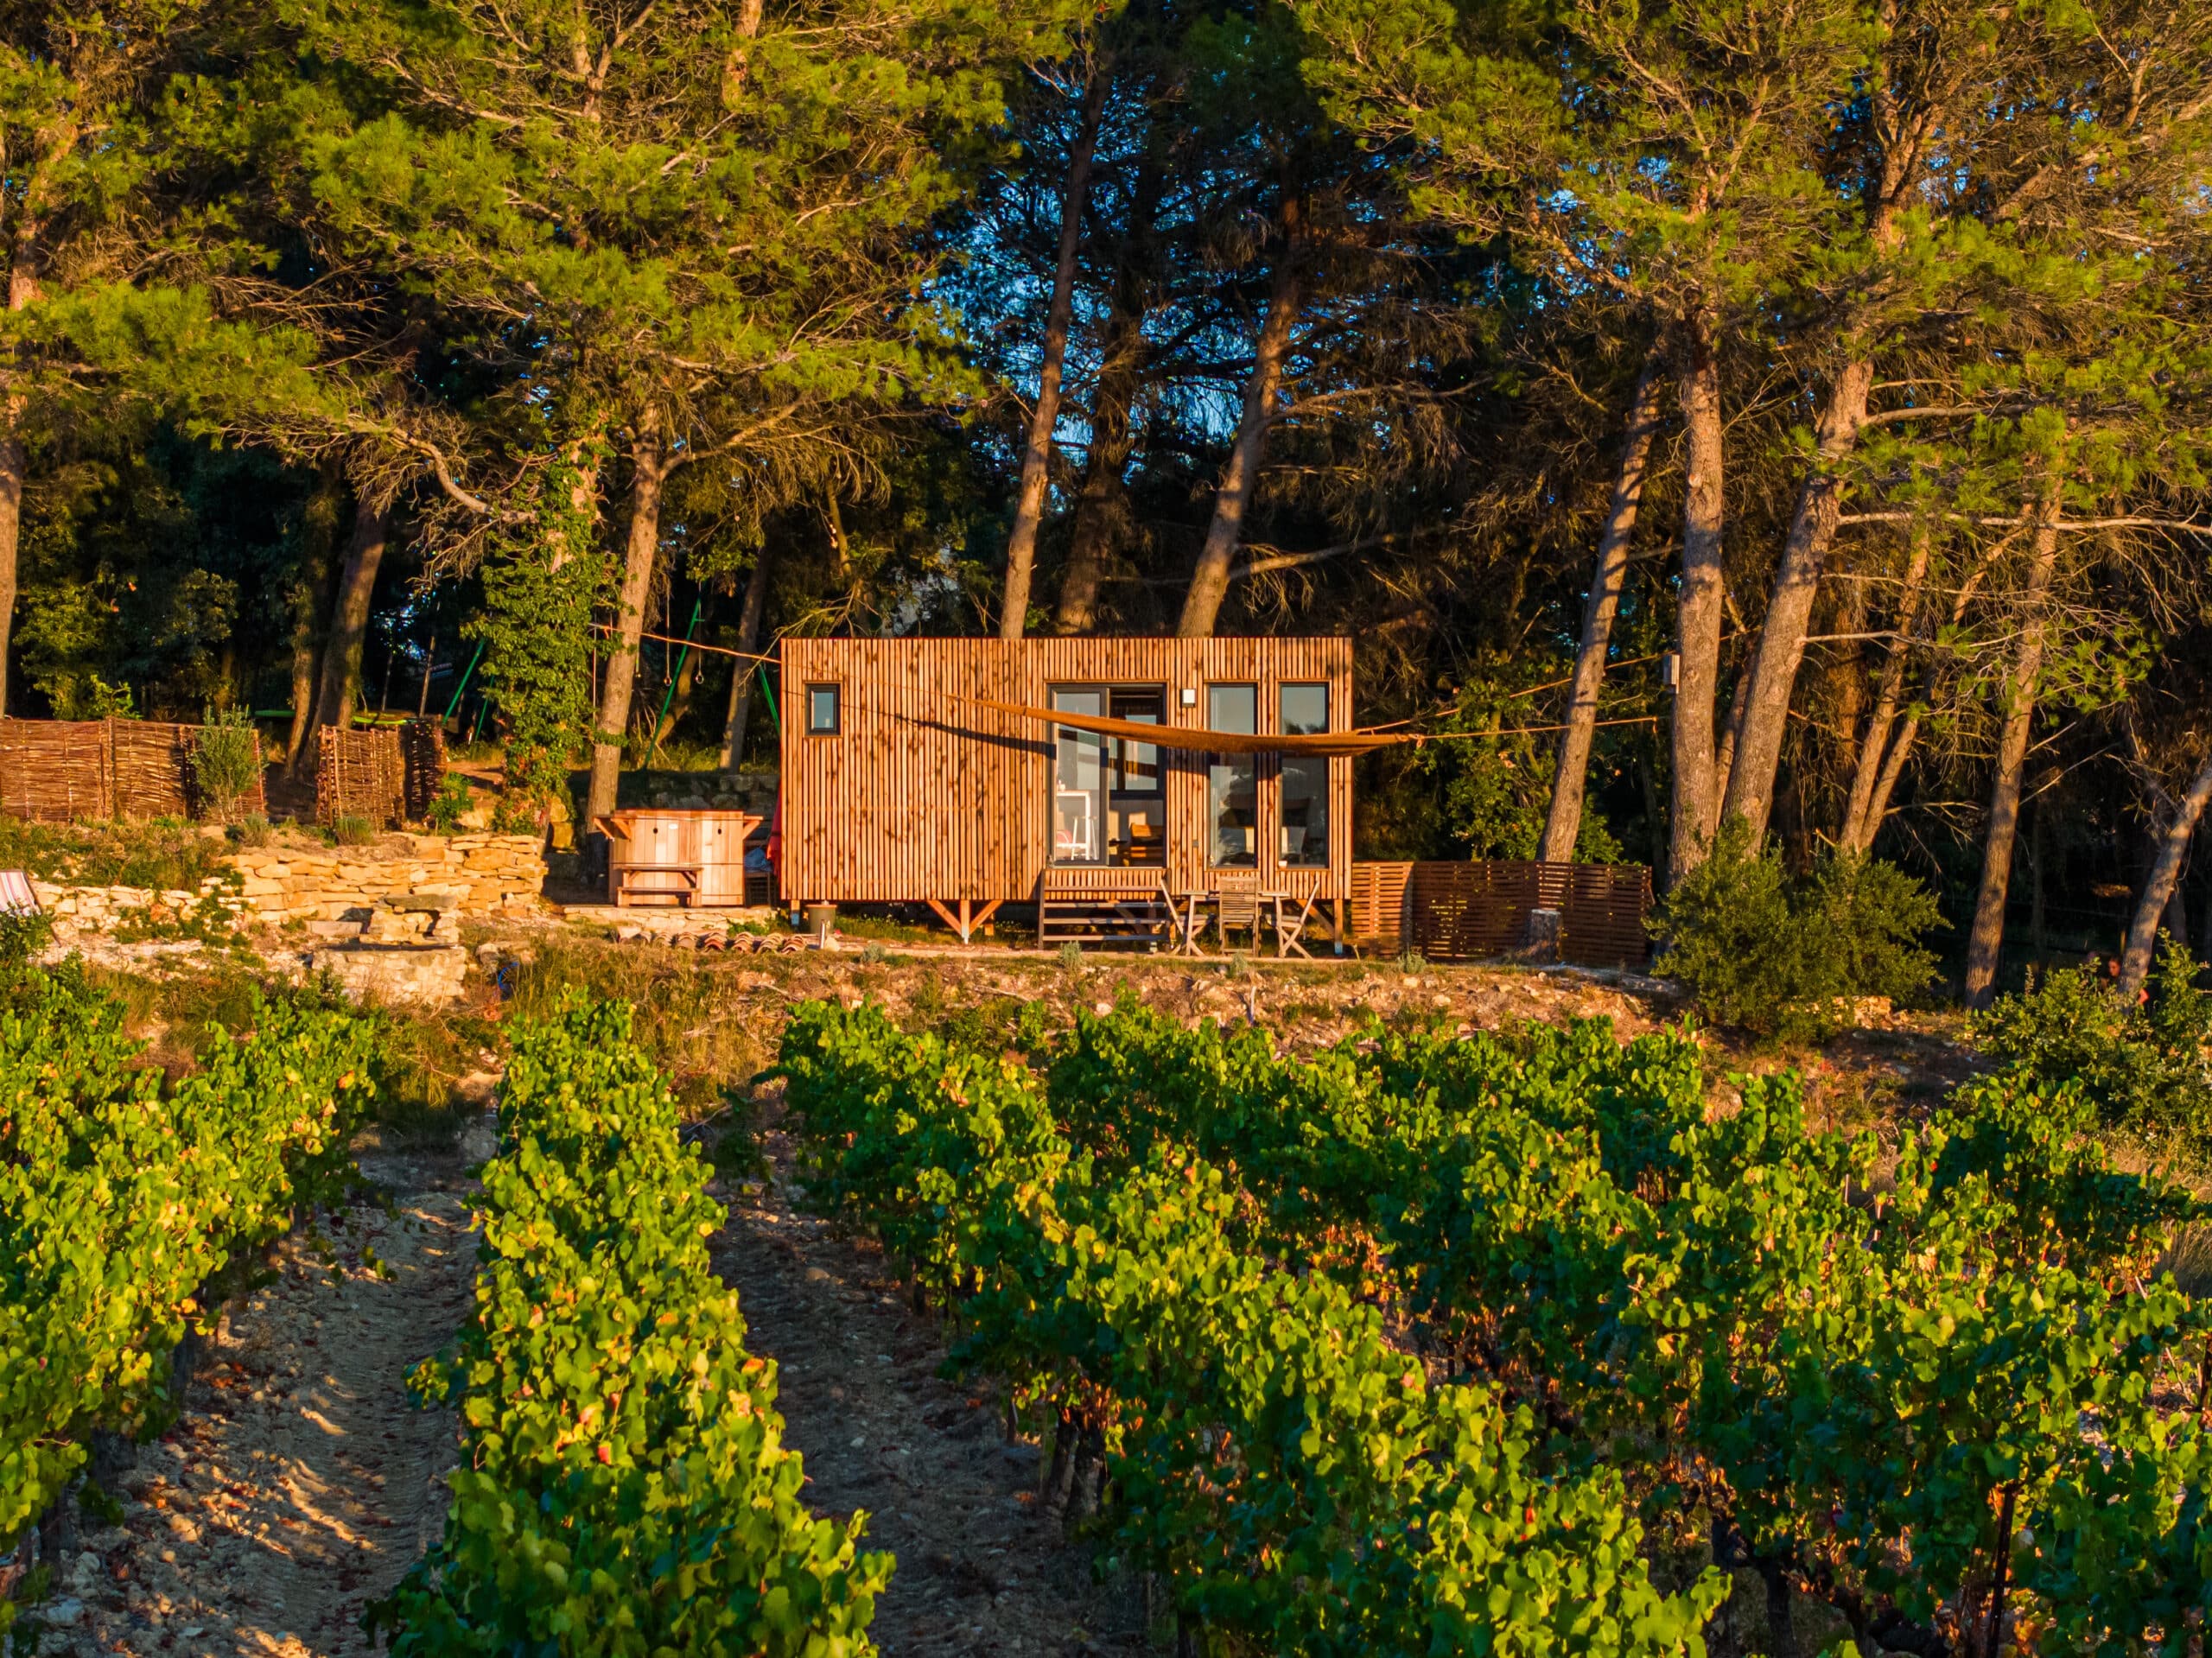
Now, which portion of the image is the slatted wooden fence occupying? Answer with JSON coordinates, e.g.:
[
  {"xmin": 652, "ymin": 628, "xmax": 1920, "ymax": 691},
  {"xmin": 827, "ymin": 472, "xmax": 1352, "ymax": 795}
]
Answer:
[
  {"xmin": 1395, "ymin": 859, "xmax": 1652, "ymax": 969},
  {"xmin": 0, "ymin": 718, "xmax": 268, "ymax": 823},
  {"xmin": 1348, "ymin": 861, "xmax": 1415, "ymax": 953}
]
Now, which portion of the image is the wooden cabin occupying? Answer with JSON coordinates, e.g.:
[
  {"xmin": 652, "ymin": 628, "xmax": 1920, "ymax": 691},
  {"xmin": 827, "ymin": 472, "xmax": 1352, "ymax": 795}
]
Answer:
[{"xmin": 777, "ymin": 637, "xmax": 1357, "ymax": 943}]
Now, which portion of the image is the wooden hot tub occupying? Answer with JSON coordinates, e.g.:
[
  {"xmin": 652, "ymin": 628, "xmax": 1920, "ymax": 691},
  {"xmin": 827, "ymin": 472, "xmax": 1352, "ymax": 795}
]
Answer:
[{"xmin": 594, "ymin": 809, "xmax": 763, "ymax": 908}]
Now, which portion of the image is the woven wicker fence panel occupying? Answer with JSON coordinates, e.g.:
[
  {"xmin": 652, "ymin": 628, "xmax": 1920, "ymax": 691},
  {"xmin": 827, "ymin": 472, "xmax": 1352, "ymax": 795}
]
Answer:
[
  {"xmin": 111, "ymin": 722, "xmax": 194, "ymax": 818},
  {"xmin": 0, "ymin": 721, "xmax": 110, "ymax": 822},
  {"xmin": 1405, "ymin": 860, "xmax": 1651, "ymax": 969},
  {"xmin": 398, "ymin": 719, "xmax": 446, "ymax": 821},
  {"xmin": 0, "ymin": 718, "xmax": 272, "ymax": 823},
  {"xmin": 318, "ymin": 726, "xmax": 407, "ymax": 828}
]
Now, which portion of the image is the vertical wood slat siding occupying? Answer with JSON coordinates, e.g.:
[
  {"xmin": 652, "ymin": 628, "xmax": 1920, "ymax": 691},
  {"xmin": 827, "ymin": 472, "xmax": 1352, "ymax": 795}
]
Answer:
[{"xmin": 779, "ymin": 638, "xmax": 1353, "ymax": 908}]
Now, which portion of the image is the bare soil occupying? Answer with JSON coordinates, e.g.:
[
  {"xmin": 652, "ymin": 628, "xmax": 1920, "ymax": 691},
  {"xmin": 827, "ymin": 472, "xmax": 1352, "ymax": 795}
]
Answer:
[
  {"xmin": 39, "ymin": 1144, "xmax": 480, "ymax": 1658},
  {"xmin": 710, "ymin": 1113, "xmax": 1150, "ymax": 1657}
]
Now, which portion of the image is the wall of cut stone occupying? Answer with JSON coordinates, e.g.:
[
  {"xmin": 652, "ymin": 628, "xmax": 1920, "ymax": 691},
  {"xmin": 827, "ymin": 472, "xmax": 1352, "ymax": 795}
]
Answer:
[{"xmin": 227, "ymin": 834, "xmax": 546, "ymax": 923}]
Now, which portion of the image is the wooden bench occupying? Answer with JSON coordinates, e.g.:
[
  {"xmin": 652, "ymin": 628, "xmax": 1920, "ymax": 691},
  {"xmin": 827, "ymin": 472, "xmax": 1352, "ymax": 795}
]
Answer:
[{"xmin": 613, "ymin": 863, "xmax": 702, "ymax": 909}]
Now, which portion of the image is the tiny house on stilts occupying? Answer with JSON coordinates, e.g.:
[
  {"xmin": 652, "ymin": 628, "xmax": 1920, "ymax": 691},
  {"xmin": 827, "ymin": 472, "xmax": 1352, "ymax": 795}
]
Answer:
[{"xmin": 775, "ymin": 637, "xmax": 1389, "ymax": 950}]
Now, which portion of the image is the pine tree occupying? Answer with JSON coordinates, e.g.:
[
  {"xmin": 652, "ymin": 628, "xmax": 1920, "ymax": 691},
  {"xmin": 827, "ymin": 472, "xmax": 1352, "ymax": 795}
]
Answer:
[{"xmin": 277, "ymin": 0, "xmax": 1089, "ymax": 823}]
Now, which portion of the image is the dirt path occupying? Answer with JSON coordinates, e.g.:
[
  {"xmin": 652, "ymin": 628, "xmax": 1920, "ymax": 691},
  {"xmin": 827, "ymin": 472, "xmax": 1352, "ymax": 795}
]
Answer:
[
  {"xmin": 713, "ymin": 1115, "xmax": 1150, "ymax": 1657},
  {"xmin": 42, "ymin": 1140, "xmax": 480, "ymax": 1658}
]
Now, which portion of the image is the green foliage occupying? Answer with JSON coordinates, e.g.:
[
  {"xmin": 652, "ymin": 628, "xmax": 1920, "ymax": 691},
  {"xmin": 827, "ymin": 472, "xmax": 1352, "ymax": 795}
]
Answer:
[
  {"xmin": 228, "ymin": 811, "xmax": 273, "ymax": 848},
  {"xmin": 424, "ymin": 775, "xmax": 473, "ymax": 834},
  {"xmin": 1418, "ymin": 661, "xmax": 1623, "ymax": 861},
  {"xmin": 778, "ymin": 1001, "xmax": 1729, "ymax": 1654},
  {"xmin": 1972, "ymin": 938, "xmax": 2212, "ymax": 1152},
  {"xmin": 40, "ymin": 672, "xmax": 138, "ymax": 722},
  {"xmin": 1649, "ymin": 820, "xmax": 1943, "ymax": 1039},
  {"xmin": 0, "ymin": 909, "xmax": 55, "ymax": 980},
  {"xmin": 474, "ymin": 458, "xmax": 605, "ymax": 817},
  {"xmin": 189, "ymin": 706, "xmax": 264, "ymax": 821},
  {"xmin": 332, "ymin": 814, "xmax": 377, "ymax": 847},
  {"xmin": 368, "ymin": 997, "xmax": 890, "ymax": 1656},
  {"xmin": 0, "ymin": 969, "xmax": 378, "ymax": 1606},
  {"xmin": 781, "ymin": 996, "xmax": 2212, "ymax": 1648}
]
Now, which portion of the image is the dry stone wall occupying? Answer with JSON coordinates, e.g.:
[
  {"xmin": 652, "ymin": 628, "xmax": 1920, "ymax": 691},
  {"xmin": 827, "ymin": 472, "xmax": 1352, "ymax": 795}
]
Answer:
[
  {"xmin": 228, "ymin": 834, "xmax": 545, "ymax": 923},
  {"xmin": 33, "ymin": 880, "xmax": 250, "ymax": 941}
]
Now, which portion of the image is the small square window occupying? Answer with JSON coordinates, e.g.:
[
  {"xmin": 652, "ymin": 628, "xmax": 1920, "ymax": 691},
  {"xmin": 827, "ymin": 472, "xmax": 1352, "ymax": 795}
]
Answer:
[{"xmin": 806, "ymin": 683, "xmax": 841, "ymax": 734}]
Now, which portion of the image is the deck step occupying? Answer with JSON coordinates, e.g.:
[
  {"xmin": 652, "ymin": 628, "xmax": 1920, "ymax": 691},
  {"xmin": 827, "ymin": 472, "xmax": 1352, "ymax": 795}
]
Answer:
[{"xmin": 1037, "ymin": 893, "xmax": 1173, "ymax": 950}]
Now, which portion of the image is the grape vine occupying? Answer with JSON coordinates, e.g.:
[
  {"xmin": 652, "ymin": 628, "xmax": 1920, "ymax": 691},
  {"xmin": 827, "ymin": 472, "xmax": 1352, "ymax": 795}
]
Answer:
[
  {"xmin": 781, "ymin": 997, "xmax": 2212, "ymax": 1655},
  {"xmin": 368, "ymin": 996, "xmax": 891, "ymax": 1656},
  {"xmin": 0, "ymin": 968, "xmax": 378, "ymax": 1631}
]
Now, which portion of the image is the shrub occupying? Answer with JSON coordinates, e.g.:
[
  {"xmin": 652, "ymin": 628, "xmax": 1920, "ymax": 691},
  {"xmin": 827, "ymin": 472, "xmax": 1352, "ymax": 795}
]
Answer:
[
  {"xmin": 191, "ymin": 706, "xmax": 265, "ymax": 822},
  {"xmin": 1649, "ymin": 819, "xmax": 1943, "ymax": 1040},
  {"xmin": 1970, "ymin": 938, "xmax": 2212, "ymax": 1152},
  {"xmin": 0, "ymin": 906, "xmax": 54, "ymax": 979},
  {"xmin": 333, "ymin": 813, "xmax": 378, "ymax": 846},
  {"xmin": 424, "ymin": 773, "xmax": 473, "ymax": 832},
  {"xmin": 227, "ymin": 811, "xmax": 274, "ymax": 848}
]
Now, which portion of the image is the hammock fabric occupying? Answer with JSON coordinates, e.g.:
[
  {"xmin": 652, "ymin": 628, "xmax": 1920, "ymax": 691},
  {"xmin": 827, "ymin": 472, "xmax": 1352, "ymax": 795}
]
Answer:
[{"xmin": 967, "ymin": 696, "xmax": 1415, "ymax": 757}]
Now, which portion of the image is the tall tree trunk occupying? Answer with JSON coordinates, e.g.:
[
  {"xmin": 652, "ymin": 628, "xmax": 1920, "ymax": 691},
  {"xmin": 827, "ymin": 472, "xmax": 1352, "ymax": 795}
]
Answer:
[
  {"xmin": 416, "ymin": 629, "xmax": 435, "ymax": 717},
  {"xmin": 1669, "ymin": 306, "xmax": 1727, "ymax": 881},
  {"xmin": 824, "ymin": 492, "xmax": 850, "ymax": 582},
  {"xmin": 1177, "ymin": 197, "xmax": 1303, "ymax": 639},
  {"xmin": 1964, "ymin": 479, "xmax": 2064, "ymax": 1008},
  {"xmin": 1718, "ymin": 357, "xmax": 1878, "ymax": 838},
  {"xmin": 586, "ymin": 415, "xmax": 670, "ymax": 831},
  {"xmin": 1713, "ymin": 668, "xmax": 1751, "ymax": 817},
  {"xmin": 0, "ymin": 430, "xmax": 26, "ymax": 721},
  {"xmin": 719, "ymin": 550, "xmax": 775, "ymax": 771},
  {"xmin": 1714, "ymin": 127, "xmax": 1922, "ymax": 838},
  {"xmin": 1001, "ymin": 62, "xmax": 1111, "ymax": 641},
  {"xmin": 285, "ymin": 626, "xmax": 319, "ymax": 765},
  {"xmin": 2119, "ymin": 752, "xmax": 2212, "ymax": 996},
  {"xmin": 1541, "ymin": 346, "xmax": 1667, "ymax": 864},
  {"xmin": 297, "ymin": 494, "xmax": 391, "ymax": 771},
  {"xmin": 1840, "ymin": 537, "xmax": 1932, "ymax": 852},
  {"xmin": 1859, "ymin": 706, "xmax": 1923, "ymax": 847},
  {"xmin": 1056, "ymin": 156, "xmax": 1162, "ymax": 634}
]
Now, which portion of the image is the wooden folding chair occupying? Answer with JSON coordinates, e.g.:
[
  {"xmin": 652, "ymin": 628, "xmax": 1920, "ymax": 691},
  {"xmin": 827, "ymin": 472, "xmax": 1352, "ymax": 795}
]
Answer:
[{"xmin": 1268, "ymin": 886, "xmax": 1320, "ymax": 959}]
